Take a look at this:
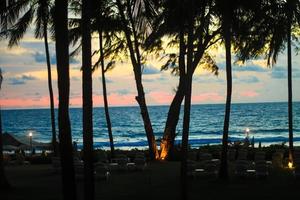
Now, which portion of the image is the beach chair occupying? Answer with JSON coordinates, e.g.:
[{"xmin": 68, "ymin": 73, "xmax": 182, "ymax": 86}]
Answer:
[
  {"xmin": 13, "ymin": 153, "xmax": 30, "ymax": 165},
  {"xmin": 187, "ymin": 160, "xmax": 198, "ymax": 178},
  {"xmin": 255, "ymin": 160, "xmax": 268, "ymax": 179},
  {"xmin": 95, "ymin": 163, "xmax": 110, "ymax": 182},
  {"xmin": 112, "ymin": 154, "xmax": 128, "ymax": 171},
  {"xmin": 254, "ymin": 151, "xmax": 266, "ymax": 162},
  {"xmin": 95, "ymin": 151, "xmax": 109, "ymax": 164},
  {"xmin": 51, "ymin": 156, "xmax": 61, "ymax": 173},
  {"xmin": 131, "ymin": 156, "xmax": 146, "ymax": 171},
  {"xmin": 235, "ymin": 160, "xmax": 253, "ymax": 178},
  {"xmin": 237, "ymin": 149, "xmax": 248, "ymax": 160},
  {"xmin": 272, "ymin": 151, "xmax": 284, "ymax": 168},
  {"xmin": 198, "ymin": 153, "xmax": 213, "ymax": 162},
  {"xmin": 188, "ymin": 151, "xmax": 198, "ymax": 161},
  {"xmin": 227, "ymin": 149, "xmax": 236, "ymax": 162}
]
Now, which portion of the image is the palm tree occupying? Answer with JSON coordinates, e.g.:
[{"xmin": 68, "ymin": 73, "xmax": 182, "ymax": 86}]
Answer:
[
  {"xmin": 145, "ymin": 0, "xmax": 220, "ymax": 160},
  {"xmin": 0, "ymin": 68, "xmax": 11, "ymax": 190},
  {"xmin": 68, "ymin": 0, "xmax": 125, "ymax": 159},
  {"xmin": 81, "ymin": 0, "xmax": 94, "ymax": 199},
  {"xmin": 0, "ymin": 0, "xmax": 58, "ymax": 155},
  {"xmin": 217, "ymin": 0, "xmax": 233, "ymax": 181},
  {"xmin": 235, "ymin": 0, "xmax": 300, "ymax": 164},
  {"xmin": 115, "ymin": 0, "xmax": 159, "ymax": 160},
  {"xmin": 98, "ymin": 31, "xmax": 115, "ymax": 158},
  {"xmin": 93, "ymin": 0, "xmax": 122, "ymax": 159},
  {"xmin": 285, "ymin": 0, "xmax": 299, "ymax": 164},
  {"xmin": 53, "ymin": 0, "xmax": 77, "ymax": 199}
]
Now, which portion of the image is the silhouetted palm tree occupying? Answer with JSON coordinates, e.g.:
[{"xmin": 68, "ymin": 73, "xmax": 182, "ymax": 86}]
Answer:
[
  {"xmin": 93, "ymin": 0, "xmax": 123, "ymax": 159},
  {"xmin": 0, "ymin": 0, "xmax": 58, "ymax": 155},
  {"xmin": 81, "ymin": 0, "xmax": 95, "ymax": 199},
  {"xmin": 53, "ymin": 0, "xmax": 77, "ymax": 199},
  {"xmin": 217, "ymin": 0, "xmax": 234, "ymax": 181},
  {"xmin": 69, "ymin": 0, "xmax": 125, "ymax": 159},
  {"xmin": 115, "ymin": 0, "xmax": 159, "ymax": 160},
  {"xmin": 145, "ymin": 0, "xmax": 220, "ymax": 160},
  {"xmin": 282, "ymin": 0, "xmax": 300, "ymax": 163},
  {"xmin": 0, "ymin": 68, "xmax": 11, "ymax": 190},
  {"xmin": 98, "ymin": 32, "xmax": 115, "ymax": 158},
  {"xmin": 235, "ymin": 0, "xmax": 300, "ymax": 164}
]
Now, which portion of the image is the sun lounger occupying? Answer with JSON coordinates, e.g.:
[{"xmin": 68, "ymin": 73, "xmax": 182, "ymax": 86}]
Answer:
[
  {"xmin": 255, "ymin": 160, "xmax": 268, "ymax": 179},
  {"xmin": 254, "ymin": 151, "xmax": 266, "ymax": 162},
  {"xmin": 272, "ymin": 151, "xmax": 284, "ymax": 168},
  {"xmin": 235, "ymin": 160, "xmax": 253, "ymax": 178},
  {"xmin": 227, "ymin": 149, "xmax": 236, "ymax": 162},
  {"xmin": 237, "ymin": 149, "xmax": 248, "ymax": 160},
  {"xmin": 188, "ymin": 151, "xmax": 198, "ymax": 161},
  {"xmin": 94, "ymin": 163, "xmax": 110, "ymax": 181}
]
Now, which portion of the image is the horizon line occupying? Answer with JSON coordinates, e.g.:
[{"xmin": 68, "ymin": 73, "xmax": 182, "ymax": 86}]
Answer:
[{"xmin": 2, "ymin": 100, "xmax": 300, "ymax": 111}]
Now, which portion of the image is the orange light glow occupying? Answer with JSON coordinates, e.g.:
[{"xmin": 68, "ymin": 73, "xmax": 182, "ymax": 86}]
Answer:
[
  {"xmin": 288, "ymin": 161, "xmax": 293, "ymax": 169},
  {"xmin": 159, "ymin": 139, "xmax": 168, "ymax": 160}
]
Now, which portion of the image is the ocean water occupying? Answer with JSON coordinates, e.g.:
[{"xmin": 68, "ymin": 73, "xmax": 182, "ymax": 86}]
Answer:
[{"xmin": 2, "ymin": 102, "xmax": 300, "ymax": 149}]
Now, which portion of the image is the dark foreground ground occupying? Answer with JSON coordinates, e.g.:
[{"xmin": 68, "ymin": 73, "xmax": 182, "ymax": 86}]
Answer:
[{"xmin": 1, "ymin": 162, "xmax": 300, "ymax": 200}]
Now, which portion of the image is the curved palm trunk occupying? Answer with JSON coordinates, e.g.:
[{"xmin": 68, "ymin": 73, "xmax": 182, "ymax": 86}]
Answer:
[
  {"xmin": 0, "ymin": 107, "xmax": 11, "ymax": 189},
  {"xmin": 98, "ymin": 30, "xmax": 115, "ymax": 158},
  {"xmin": 116, "ymin": 0, "xmax": 158, "ymax": 160},
  {"xmin": 160, "ymin": 75, "xmax": 185, "ymax": 160},
  {"xmin": 82, "ymin": 0, "xmax": 94, "ymax": 199},
  {"xmin": 219, "ymin": 12, "xmax": 232, "ymax": 180},
  {"xmin": 287, "ymin": 25, "xmax": 294, "ymax": 163},
  {"xmin": 54, "ymin": 0, "xmax": 77, "ymax": 199},
  {"xmin": 43, "ymin": 22, "xmax": 58, "ymax": 156},
  {"xmin": 160, "ymin": 11, "xmax": 187, "ymax": 161}
]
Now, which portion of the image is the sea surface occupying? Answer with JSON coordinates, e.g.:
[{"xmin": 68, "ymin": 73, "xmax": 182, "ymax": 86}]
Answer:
[{"xmin": 2, "ymin": 102, "xmax": 300, "ymax": 149}]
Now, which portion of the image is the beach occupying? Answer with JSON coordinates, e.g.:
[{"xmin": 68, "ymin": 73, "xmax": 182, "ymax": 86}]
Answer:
[{"xmin": 1, "ymin": 160, "xmax": 300, "ymax": 200}]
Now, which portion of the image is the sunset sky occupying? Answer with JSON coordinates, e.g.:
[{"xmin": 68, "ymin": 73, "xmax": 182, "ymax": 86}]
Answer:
[{"xmin": 1, "ymin": 30, "xmax": 300, "ymax": 109}]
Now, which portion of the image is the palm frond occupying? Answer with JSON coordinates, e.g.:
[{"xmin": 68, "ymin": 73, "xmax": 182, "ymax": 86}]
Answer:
[{"xmin": 8, "ymin": 7, "xmax": 34, "ymax": 47}]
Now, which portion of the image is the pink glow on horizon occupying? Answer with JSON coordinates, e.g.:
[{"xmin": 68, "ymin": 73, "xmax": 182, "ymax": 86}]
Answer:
[
  {"xmin": 147, "ymin": 91, "xmax": 174, "ymax": 104},
  {"xmin": 2, "ymin": 92, "xmax": 232, "ymax": 109},
  {"xmin": 192, "ymin": 92, "xmax": 224, "ymax": 103},
  {"xmin": 1, "ymin": 96, "xmax": 58, "ymax": 109},
  {"xmin": 240, "ymin": 91, "xmax": 259, "ymax": 98}
]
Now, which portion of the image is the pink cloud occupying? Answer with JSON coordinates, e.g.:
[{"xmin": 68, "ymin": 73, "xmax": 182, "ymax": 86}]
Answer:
[
  {"xmin": 240, "ymin": 91, "xmax": 259, "ymax": 98},
  {"xmin": 147, "ymin": 91, "xmax": 174, "ymax": 104},
  {"xmin": 69, "ymin": 93, "xmax": 137, "ymax": 107},
  {"xmin": 2, "ymin": 96, "xmax": 58, "ymax": 109},
  {"xmin": 192, "ymin": 92, "xmax": 224, "ymax": 103}
]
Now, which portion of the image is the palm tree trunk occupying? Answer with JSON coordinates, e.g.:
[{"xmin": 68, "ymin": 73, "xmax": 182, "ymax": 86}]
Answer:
[
  {"xmin": 180, "ymin": 76, "xmax": 192, "ymax": 200},
  {"xmin": 160, "ymin": 80, "xmax": 184, "ymax": 160},
  {"xmin": 181, "ymin": 8, "xmax": 194, "ymax": 198},
  {"xmin": 219, "ymin": 10, "xmax": 232, "ymax": 180},
  {"xmin": 116, "ymin": 0, "xmax": 158, "ymax": 160},
  {"xmin": 0, "ymin": 107, "xmax": 11, "ymax": 190},
  {"xmin": 287, "ymin": 24, "xmax": 294, "ymax": 163},
  {"xmin": 98, "ymin": 30, "xmax": 115, "ymax": 158},
  {"xmin": 160, "ymin": 28, "xmax": 186, "ymax": 160},
  {"xmin": 43, "ymin": 21, "xmax": 58, "ymax": 156},
  {"xmin": 82, "ymin": 0, "xmax": 94, "ymax": 199},
  {"xmin": 54, "ymin": 0, "xmax": 77, "ymax": 199}
]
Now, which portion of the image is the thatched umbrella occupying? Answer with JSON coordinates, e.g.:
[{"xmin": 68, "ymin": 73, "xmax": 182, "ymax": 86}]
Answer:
[{"xmin": 2, "ymin": 133, "xmax": 25, "ymax": 147}]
